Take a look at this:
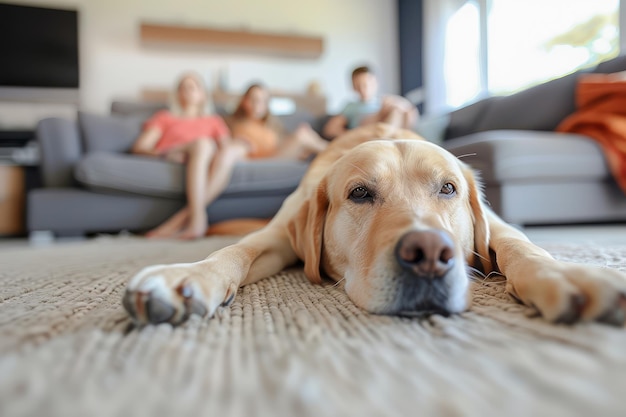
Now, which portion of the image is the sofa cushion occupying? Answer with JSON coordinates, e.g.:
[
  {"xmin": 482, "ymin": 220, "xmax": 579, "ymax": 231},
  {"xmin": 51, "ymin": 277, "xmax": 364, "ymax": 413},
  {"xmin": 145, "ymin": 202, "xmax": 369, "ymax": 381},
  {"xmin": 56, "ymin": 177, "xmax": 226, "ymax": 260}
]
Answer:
[
  {"xmin": 593, "ymin": 54, "xmax": 626, "ymax": 74},
  {"xmin": 473, "ymin": 73, "xmax": 585, "ymax": 133},
  {"xmin": 443, "ymin": 130, "xmax": 609, "ymax": 185},
  {"xmin": 74, "ymin": 152, "xmax": 308, "ymax": 199},
  {"xmin": 78, "ymin": 112, "xmax": 144, "ymax": 154},
  {"xmin": 445, "ymin": 57, "xmax": 626, "ymax": 139}
]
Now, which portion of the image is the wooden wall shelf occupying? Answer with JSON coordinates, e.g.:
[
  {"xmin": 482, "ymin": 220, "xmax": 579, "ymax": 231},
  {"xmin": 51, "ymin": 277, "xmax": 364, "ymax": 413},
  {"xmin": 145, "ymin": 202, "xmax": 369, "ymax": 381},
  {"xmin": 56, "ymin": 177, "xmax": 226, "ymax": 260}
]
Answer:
[{"xmin": 140, "ymin": 23, "xmax": 324, "ymax": 59}]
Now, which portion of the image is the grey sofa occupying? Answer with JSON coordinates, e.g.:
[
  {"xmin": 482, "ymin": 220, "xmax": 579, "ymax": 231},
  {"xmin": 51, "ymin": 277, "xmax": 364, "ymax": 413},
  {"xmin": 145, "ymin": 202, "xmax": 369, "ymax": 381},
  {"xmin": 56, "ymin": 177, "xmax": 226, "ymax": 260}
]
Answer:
[
  {"xmin": 437, "ymin": 55, "xmax": 626, "ymax": 225},
  {"xmin": 28, "ymin": 110, "xmax": 319, "ymax": 237}
]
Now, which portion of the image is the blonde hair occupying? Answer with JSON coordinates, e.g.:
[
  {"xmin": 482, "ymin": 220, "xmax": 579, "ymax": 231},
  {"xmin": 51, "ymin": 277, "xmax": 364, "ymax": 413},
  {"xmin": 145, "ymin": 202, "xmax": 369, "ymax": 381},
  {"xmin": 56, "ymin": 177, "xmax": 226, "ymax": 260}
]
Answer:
[{"xmin": 169, "ymin": 71, "xmax": 214, "ymax": 116}]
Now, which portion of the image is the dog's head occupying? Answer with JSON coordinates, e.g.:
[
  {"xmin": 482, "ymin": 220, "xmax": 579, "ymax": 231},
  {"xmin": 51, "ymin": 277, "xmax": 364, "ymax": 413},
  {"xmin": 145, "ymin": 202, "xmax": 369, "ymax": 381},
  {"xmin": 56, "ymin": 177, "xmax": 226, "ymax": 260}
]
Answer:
[{"xmin": 288, "ymin": 139, "xmax": 491, "ymax": 315}]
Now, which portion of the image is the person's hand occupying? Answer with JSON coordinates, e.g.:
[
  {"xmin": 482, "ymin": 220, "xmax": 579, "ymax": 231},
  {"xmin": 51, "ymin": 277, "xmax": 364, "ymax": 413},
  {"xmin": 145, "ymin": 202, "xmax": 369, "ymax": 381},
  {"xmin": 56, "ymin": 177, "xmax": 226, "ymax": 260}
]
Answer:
[
  {"xmin": 164, "ymin": 150, "xmax": 186, "ymax": 164},
  {"xmin": 382, "ymin": 95, "xmax": 414, "ymax": 112}
]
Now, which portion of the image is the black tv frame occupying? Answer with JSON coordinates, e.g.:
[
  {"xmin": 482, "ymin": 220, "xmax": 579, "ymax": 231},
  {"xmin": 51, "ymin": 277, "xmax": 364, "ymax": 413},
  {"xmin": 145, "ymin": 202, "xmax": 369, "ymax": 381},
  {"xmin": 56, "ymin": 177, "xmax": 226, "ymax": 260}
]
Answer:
[{"xmin": 0, "ymin": 3, "xmax": 80, "ymax": 103}]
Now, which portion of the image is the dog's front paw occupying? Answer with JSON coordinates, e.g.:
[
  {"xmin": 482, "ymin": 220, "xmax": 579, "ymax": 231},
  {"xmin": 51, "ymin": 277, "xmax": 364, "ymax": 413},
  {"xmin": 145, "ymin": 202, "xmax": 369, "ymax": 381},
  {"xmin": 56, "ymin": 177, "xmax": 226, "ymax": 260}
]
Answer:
[
  {"xmin": 122, "ymin": 262, "xmax": 237, "ymax": 325},
  {"xmin": 507, "ymin": 262, "xmax": 626, "ymax": 325}
]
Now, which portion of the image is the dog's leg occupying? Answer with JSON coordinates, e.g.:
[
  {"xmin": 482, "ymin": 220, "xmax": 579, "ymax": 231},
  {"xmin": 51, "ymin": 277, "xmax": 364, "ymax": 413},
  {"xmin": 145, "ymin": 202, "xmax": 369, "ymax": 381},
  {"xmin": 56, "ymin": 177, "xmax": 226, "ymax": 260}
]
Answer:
[
  {"xmin": 487, "ymin": 210, "xmax": 626, "ymax": 325},
  {"xmin": 123, "ymin": 224, "xmax": 298, "ymax": 326}
]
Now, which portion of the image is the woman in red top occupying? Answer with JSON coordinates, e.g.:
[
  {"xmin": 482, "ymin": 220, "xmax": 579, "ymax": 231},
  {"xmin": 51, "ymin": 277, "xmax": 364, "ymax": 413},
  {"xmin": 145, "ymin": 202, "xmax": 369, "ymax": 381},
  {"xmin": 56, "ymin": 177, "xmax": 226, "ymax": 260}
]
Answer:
[{"xmin": 132, "ymin": 73, "xmax": 248, "ymax": 239}]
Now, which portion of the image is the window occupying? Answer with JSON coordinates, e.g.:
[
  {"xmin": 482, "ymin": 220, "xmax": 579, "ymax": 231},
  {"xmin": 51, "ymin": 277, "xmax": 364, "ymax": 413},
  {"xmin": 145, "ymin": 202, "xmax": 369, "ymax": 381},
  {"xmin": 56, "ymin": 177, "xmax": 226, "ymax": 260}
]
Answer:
[
  {"xmin": 424, "ymin": 0, "xmax": 621, "ymax": 114},
  {"xmin": 444, "ymin": 1, "xmax": 481, "ymax": 108}
]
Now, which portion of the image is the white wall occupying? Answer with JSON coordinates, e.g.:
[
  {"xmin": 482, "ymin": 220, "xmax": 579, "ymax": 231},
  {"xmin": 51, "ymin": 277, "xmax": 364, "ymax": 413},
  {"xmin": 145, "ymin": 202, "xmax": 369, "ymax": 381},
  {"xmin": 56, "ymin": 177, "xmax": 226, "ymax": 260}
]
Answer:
[{"xmin": 5, "ymin": 0, "xmax": 399, "ymax": 120}]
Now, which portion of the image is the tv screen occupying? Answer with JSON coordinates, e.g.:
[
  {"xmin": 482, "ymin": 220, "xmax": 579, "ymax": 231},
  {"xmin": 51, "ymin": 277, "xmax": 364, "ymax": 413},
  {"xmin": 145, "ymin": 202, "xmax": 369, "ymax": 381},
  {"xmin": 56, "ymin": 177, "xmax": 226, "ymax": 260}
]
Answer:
[{"xmin": 0, "ymin": 3, "xmax": 79, "ymax": 89}]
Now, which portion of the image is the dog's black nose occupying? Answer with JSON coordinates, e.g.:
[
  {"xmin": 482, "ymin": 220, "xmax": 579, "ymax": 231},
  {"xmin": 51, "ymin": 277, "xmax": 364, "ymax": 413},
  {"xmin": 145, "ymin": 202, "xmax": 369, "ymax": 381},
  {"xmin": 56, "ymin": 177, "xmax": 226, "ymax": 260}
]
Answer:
[{"xmin": 395, "ymin": 230, "xmax": 455, "ymax": 279}]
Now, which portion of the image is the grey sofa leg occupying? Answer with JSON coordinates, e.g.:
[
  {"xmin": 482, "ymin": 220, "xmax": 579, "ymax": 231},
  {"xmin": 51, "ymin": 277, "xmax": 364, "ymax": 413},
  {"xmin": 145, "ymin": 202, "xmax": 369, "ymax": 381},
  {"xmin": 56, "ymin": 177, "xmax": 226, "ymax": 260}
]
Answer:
[
  {"xmin": 29, "ymin": 230, "xmax": 55, "ymax": 245},
  {"xmin": 29, "ymin": 230, "xmax": 86, "ymax": 244}
]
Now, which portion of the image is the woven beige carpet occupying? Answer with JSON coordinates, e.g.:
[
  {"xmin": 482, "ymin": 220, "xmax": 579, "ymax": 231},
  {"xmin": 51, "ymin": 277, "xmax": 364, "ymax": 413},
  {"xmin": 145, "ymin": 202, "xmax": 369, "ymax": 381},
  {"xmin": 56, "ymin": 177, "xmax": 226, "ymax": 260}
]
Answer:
[{"xmin": 1, "ymin": 236, "xmax": 626, "ymax": 417}]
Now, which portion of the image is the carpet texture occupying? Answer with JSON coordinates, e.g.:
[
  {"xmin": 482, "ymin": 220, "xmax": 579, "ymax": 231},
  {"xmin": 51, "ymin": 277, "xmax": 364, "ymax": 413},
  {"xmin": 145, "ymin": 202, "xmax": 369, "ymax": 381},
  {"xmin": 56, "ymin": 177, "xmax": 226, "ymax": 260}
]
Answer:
[{"xmin": 1, "ymin": 236, "xmax": 626, "ymax": 417}]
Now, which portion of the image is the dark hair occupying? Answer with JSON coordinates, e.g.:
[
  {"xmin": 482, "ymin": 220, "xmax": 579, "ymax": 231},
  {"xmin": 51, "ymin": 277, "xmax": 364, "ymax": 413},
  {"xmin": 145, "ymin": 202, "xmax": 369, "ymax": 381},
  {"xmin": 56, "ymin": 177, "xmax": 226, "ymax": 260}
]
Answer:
[
  {"xmin": 351, "ymin": 65, "xmax": 374, "ymax": 79},
  {"xmin": 233, "ymin": 83, "xmax": 270, "ymax": 122}
]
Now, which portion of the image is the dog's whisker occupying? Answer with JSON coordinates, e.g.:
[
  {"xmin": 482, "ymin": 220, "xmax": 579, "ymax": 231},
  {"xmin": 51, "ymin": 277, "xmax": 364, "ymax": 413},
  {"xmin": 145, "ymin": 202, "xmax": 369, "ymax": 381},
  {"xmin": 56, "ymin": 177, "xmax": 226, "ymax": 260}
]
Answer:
[
  {"xmin": 471, "ymin": 250, "xmax": 489, "ymax": 262},
  {"xmin": 456, "ymin": 153, "xmax": 477, "ymax": 160},
  {"xmin": 332, "ymin": 277, "xmax": 346, "ymax": 287},
  {"xmin": 468, "ymin": 265, "xmax": 506, "ymax": 285},
  {"xmin": 467, "ymin": 266, "xmax": 487, "ymax": 280},
  {"xmin": 485, "ymin": 271, "xmax": 505, "ymax": 280}
]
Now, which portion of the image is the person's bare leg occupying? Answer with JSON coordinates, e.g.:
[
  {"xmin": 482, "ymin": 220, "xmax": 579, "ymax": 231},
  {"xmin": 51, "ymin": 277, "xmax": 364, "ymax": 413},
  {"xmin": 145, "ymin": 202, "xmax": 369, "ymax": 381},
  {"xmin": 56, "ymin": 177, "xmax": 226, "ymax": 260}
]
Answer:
[
  {"xmin": 175, "ymin": 139, "xmax": 216, "ymax": 240},
  {"xmin": 145, "ymin": 145, "xmax": 194, "ymax": 238},
  {"xmin": 147, "ymin": 139, "xmax": 215, "ymax": 239},
  {"xmin": 145, "ymin": 208, "xmax": 190, "ymax": 239},
  {"xmin": 276, "ymin": 124, "xmax": 328, "ymax": 160},
  {"xmin": 178, "ymin": 141, "xmax": 248, "ymax": 239},
  {"xmin": 295, "ymin": 124, "xmax": 328, "ymax": 155},
  {"xmin": 203, "ymin": 141, "xmax": 248, "ymax": 204}
]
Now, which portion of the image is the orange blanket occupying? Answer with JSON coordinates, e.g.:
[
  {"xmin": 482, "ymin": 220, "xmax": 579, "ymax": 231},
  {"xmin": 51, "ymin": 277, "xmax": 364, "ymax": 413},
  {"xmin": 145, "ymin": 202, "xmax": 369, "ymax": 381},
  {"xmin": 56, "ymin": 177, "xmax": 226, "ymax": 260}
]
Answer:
[{"xmin": 557, "ymin": 73, "xmax": 626, "ymax": 193}]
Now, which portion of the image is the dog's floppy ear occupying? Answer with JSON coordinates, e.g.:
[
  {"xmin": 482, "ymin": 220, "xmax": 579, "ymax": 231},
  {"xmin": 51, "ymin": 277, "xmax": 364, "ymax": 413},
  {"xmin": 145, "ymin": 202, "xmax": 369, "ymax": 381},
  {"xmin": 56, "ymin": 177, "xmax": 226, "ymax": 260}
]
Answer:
[
  {"xmin": 461, "ymin": 163, "xmax": 493, "ymax": 272},
  {"xmin": 286, "ymin": 178, "xmax": 329, "ymax": 284}
]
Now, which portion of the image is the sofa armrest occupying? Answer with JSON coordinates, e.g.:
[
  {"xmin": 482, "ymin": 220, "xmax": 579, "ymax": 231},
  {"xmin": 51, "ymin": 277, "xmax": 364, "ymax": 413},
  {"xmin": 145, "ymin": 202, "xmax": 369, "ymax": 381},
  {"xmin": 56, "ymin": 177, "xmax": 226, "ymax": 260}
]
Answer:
[
  {"xmin": 36, "ymin": 118, "xmax": 83, "ymax": 187},
  {"xmin": 443, "ymin": 130, "xmax": 608, "ymax": 185},
  {"xmin": 415, "ymin": 114, "xmax": 451, "ymax": 145}
]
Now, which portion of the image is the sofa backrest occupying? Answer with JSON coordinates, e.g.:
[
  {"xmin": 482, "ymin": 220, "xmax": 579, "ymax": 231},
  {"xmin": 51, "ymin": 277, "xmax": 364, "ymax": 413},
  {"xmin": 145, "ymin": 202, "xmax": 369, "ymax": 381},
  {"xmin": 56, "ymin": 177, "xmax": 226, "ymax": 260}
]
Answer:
[
  {"xmin": 110, "ymin": 100, "xmax": 326, "ymax": 137},
  {"xmin": 36, "ymin": 118, "xmax": 83, "ymax": 187},
  {"xmin": 110, "ymin": 101, "xmax": 167, "ymax": 119},
  {"xmin": 78, "ymin": 112, "xmax": 145, "ymax": 154},
  {"xmin": 445, "ymin": 54, "xmax": 626, "ymax": 140}
]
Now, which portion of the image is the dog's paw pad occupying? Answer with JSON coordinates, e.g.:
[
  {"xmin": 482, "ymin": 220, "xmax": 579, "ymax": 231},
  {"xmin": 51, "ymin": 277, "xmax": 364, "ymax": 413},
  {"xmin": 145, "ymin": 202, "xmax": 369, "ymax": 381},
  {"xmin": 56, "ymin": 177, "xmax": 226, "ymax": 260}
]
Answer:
[
  {"xmin": 177, "ymin": 281, "xmax": 209, "ymax": 318},
  {"xmin": 123, "ymin": 263, "xmax": 237, "ymax": 326},
  {"xmin": 554, "ymin": 294, "xmax": 586, "ymax": 324},
  {"xmin": 146, "ymin": 296, "xmax": 176, "ymax": 324},
  {"xmin": 122, "ymin": 289, "xmax": 137, "ymax": 320},
  {"xmin": 122, "ymin": 289, "xmax": 179, "ymax": 325},
  {"xmin": 597, "ymin": 294, "xmax": 626, "ymax": 326}
]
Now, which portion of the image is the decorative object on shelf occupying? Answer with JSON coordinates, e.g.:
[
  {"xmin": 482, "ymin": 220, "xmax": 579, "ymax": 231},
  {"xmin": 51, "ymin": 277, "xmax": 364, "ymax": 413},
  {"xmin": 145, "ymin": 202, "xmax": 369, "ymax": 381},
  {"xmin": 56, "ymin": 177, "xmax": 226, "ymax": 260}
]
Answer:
[{"xmin": 140, "ymin": 22, "xmax": 324, "ymax": 59}]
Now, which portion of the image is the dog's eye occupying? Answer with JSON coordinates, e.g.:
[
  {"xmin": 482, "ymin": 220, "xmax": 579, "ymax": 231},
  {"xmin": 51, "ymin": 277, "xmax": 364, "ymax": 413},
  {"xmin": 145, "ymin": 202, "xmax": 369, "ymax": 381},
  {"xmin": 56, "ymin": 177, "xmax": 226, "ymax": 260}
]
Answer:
[
  {"xmin": 440, "ymin": 183, "xmax": 456, "ymax": 196},
  {"xmin": 349, "ymin": 186, "xmax": 373, "ymax": 202}
]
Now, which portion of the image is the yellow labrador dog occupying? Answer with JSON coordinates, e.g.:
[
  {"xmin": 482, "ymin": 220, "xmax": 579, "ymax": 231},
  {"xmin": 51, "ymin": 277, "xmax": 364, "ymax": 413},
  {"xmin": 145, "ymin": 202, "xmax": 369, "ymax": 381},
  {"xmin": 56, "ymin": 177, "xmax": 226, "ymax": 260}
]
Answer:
[{"xmin": 123, "ymin": 124, "xmax": 626, "ymax": 326}]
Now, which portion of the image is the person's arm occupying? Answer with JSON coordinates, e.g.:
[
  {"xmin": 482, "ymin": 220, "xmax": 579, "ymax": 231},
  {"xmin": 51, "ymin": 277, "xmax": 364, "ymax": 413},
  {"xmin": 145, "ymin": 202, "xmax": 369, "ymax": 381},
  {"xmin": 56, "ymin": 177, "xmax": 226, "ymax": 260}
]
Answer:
[
  {"xmin": 382, "ymin": 95, "xmax": 420, "ymax": 129},
  {"xmin": 213, "ymin": 116, "xmax": 234, "ymax": 149},
  {"xmin": 323, "ymin": 114, "xmax": 348, "ymax": 139},
  {"xmin": 131, "ymin": 127, "xmax": 163, "ymax": 157},
  {"xmin": 382, "ymin": 95, "xmax": 415, "ymax": 112}
]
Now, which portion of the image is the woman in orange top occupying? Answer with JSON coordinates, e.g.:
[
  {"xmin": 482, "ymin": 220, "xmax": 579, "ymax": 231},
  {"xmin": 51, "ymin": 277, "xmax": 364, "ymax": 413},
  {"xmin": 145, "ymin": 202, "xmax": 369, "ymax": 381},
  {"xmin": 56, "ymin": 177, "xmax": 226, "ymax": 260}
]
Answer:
[
  {"xmin": 227, "ymin": 84, "xmax": 328, "ymax": 161},
  {"xmin": 132, "ymin": 72, "xmax": 249, "ymax": 239}
]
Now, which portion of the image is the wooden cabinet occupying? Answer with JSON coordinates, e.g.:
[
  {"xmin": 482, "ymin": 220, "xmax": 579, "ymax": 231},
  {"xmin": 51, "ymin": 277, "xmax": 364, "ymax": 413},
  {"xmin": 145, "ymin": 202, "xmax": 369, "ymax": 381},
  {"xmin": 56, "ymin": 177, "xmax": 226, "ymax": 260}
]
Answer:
[{"xmin": 0, "ymin": 165, "xmax": 25, "ymax": 235}]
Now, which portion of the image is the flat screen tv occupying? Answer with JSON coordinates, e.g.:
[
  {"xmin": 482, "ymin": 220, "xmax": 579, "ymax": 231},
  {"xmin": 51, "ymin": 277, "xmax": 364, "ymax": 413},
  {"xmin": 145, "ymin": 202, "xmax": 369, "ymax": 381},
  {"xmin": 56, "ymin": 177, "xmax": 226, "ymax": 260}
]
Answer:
[{"xmin": 0, "ymin": 3, "xmax": 79, "ymax": 101}]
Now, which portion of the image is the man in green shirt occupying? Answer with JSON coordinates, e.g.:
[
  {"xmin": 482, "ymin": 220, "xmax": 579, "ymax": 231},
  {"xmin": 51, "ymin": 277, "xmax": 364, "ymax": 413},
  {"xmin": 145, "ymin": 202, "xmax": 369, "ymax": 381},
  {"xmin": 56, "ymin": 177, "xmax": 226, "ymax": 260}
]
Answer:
[{"xmin": 323, "ymin": 66, "xmax": 419, "ymax": 139}]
